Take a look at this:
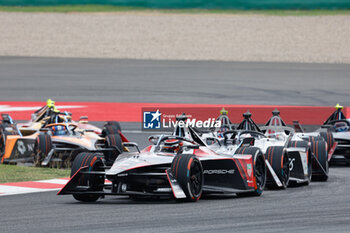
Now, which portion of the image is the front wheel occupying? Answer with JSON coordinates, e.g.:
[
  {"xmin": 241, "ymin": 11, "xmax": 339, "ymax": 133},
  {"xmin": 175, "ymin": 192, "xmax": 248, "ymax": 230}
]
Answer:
[
  {"xmin": 171, "ymin": 154, "xmax": 203, "ymax": 202},
  {"xmin": 104, "ymin": 134, "xmax": 123, "ymax": 165},
  {"xmin": 319, "ymin": 130, "xmax": 334, "ymax": 153},
  {"xmin": 71, "ymin": 152, "xmax": 105, "ymax": 202},
  {"xmin": 310, "ymin": 139, "xmax": 329, "ymax": 181},
  {"xmin": 265, "ymin": 146, "xmax": 290, "ymax": 189}
]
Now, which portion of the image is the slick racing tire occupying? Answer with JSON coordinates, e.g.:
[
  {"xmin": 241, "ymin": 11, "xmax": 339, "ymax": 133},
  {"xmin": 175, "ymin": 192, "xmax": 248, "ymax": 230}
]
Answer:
[
  {"xmin": 102, "ymin": 122, "xmax": 121, "ymax": 137},
  {"xmin": 234, "ymin": 147, "xmax": 266, "ymax": 197},
  {"xmin": 288, "ymin": 140, "xmax": 312, "ymax": 185},
  {"xmin": 71, "ymin": 152, "xmax": 105, "ymax": 202},
  {"xmin": 265, "ymin": 146, "xmax": 290, "ymax": 189},
  {"xmin": 309, "ymin": 137, "xmax": 329, "ymax": 181},
  {"xmin": 105, "ymin": 121, "xmax": 122, "ymax": 131},
  {"xmin": 34, "ymin": 133, "xmax": 52, "ymax": 167},
  {"xmin": 104, "ymin": 134, "xmax": 123, "ymax": 165},
  {"xmin": 171, "ymin": 154, "xmax": 203, "ymax": 202},
  {"xmin": 319, "ymin": 130, "xmax": 334, "ymax": 153}
]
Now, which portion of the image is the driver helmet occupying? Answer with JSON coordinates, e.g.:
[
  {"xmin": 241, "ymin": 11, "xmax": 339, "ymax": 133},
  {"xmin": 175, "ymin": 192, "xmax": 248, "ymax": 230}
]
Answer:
[
  {"xmin": 217, "ymin": 125, "xmax": 230, "ymax": 138},
  {"xmin": 161, "ymin": 139, "xmax": 183, "ymax": 153},
  {"xmin": 51, "ymin": 125, "xmax": 67, "ymax": 136},
  {"xmin": 334, "ymin": 122, "xmax": 348, "ymax": 132},
  {"xmin": 265, "ymin": 129, "xmax": 275, "ymax": 138},
  {"xmin": 265, "ymin": 129, "xmax": 285, "ymax": 140}
]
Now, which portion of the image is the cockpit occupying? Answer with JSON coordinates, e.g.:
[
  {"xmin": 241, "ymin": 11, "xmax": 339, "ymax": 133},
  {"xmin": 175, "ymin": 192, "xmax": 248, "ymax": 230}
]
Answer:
[
  {"xmin": 148, "ymin": 114, "xmax": 206, "ymax": 154},
  {"xmin": 31, "ymin": 99, "xmax": 72, "ymax": 126},
  {"xmin": 236, "ymin": 110, "xmax": 262, "ymax": 132},
  {"xmin": 215, "ymin": 108, "xmax": 235, "ymax": 138},
  {"xmin": 323, "ymin": 104, "xmax": 349, "ymax": 132},
  {"xmin": 260, "ymin": 109, "xmax": 294, "ymax": 140},
  {"xmin": 45, "ymin": 123, "xmax": 78, "ymax": 137}
]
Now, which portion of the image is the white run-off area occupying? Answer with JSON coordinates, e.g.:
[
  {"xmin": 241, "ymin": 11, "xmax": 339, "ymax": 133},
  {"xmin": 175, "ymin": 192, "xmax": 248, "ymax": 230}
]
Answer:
[{"xmin": 0, "ymin": 12, "xmax": 349, "ymax": 63}]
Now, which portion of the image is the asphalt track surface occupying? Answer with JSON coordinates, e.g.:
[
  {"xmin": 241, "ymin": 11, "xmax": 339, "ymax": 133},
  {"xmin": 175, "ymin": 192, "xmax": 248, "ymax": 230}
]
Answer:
[
  {"xmin": 0, "ymin": 168, "xmax": 349, "ymax": 233},
  {"xmin": 1, "ymin": 57, "xmax": 350, "ymax": 232},
  {"xmin": 1, "ymin": 56, "xmax": 350, "ymax": 106}
]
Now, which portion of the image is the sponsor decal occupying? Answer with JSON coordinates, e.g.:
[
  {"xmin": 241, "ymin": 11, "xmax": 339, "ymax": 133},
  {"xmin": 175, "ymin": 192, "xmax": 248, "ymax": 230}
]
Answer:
[
  {"xmin": 247, "ymin": 164, "xmax": 253, "ymax": 177},
  {"xmin": 162, "ymin": 118, "xmax": 221, "ymax": 129},
  {"xmin": 289, "ymin": 158, "xmax": 296, "ymax": 171},
  {"xmin": 17, "ymin": 141, "xmax": 26, "ymax": 155},
  {"xmin": 16, "ymin": 141, "xmax": 35, "ymax": 155},
  {"xmin": 142, "ymin": 107, "xmax": 222, "ymax": 131},
  {"xmin": 143, "ymin": 109, "xmax": 162, "ymax": 129},
  {"xmin": 117, "ymin": 173, "xmax": 128, "ymax": 177},
  {"xmin": 203, "ymin": 169, "xmax": 235, "ymax": 175}
]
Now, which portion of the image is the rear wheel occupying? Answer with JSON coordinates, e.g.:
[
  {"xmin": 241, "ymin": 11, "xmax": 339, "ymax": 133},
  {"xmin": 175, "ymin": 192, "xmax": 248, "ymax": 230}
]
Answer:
[
  {"xmin": 102, "ymin": 122, "xmax": 121, "ymax": 137},
  {"xmin": 71, "ymin": 152, "xmax": 105, "ymax": 202},
  {"xmin": 34, "ymin": 133, "xmax": 52, "ymax": 167},
  {"xmin": 105, "ymin": 121, "xmax": 121, "ymax": 131},
  {"xmin": 265, "ymin": 146, "xmax": 290, "ymax": 189},
  {"xmin": 319, "ymin": 130, "xmax": 334, "ymax": 153},
  {"xmin": 235, "ymin": 147, "xmax": 266, "ymax": 196},
  {"xmin": 104, "ymin": 134, "xmax": 123, "ymax": 165},
  {"xmin": 171, "ymin": 154, "xmax": 203, "ymax": 202}
]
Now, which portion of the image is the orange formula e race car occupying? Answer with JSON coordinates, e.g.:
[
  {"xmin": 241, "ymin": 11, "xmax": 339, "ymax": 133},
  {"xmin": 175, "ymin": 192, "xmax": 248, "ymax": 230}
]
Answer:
[
  {"xmin": 0, "ymin": 119, "xmax": 128, "ymax": 168},
  {"xmin": 0, "ymin": 101, "xmax": 128, "ymax": 167}
]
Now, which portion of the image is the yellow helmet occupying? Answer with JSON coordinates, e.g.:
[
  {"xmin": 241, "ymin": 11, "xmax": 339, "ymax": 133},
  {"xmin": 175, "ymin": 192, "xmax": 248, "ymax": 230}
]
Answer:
[
  {"xmin": 46, "ymin": 99, "xmax": 59, "ymax": 112},
  {"xmin": 220, "ymin": 107, "xmax": 228, "ymax": 115},
  {"xmin": 46, "ymin": 99, "xmax": 54, "ymax": 107},
  {"xmin": 335, "ymin": 103, "xmax": 343, "ymax": 110}
]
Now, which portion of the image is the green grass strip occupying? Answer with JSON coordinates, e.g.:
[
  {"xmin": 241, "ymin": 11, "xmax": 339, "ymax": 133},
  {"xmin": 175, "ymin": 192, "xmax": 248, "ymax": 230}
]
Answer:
[{"xmin": 0, "ymin": 164, "xmax": 70, "ymax": 183}]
